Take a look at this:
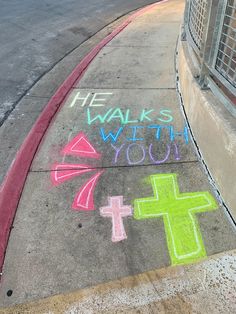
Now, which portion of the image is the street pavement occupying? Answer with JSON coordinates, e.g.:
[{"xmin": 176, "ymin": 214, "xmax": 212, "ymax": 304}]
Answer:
[
  {"xmin": 0, "ymin": 0, "xmax": 236, "ymax": 312},
  {"xmin": 0, "ymin": 0, "xmax": 159, "ymax": 186},
  {"xmin": 0, "ymin": 0, "xmax": 158, "ymax": 126}
]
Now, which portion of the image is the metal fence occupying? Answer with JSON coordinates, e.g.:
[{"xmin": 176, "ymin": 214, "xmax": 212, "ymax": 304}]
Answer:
[
  {"xmin": 188, "ymin": 0, "xmax": 208, "ymax": 50},
  {"xmin": 184, "ymin": 0, "xmax": 236, "ymax": 111},
  {"xmin": 215, "ymin": 1, "xmax": 236, "ymax": 89}
]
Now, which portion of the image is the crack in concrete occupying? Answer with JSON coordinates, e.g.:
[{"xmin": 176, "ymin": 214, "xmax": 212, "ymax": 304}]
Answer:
[
  {"xmin": 30, "ymin": 159, "xmax": 199, "ymax": 173},
  {"xmin": 71, "ymin": 87, "xmax": 177, "ymax": 90}
]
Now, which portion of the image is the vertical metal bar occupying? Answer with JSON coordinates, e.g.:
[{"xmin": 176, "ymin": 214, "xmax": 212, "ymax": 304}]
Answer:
[
  {"xmin": 210, "ymin": 0, "xmax": 228, "ymax": 69},
  {"xmin": 227, "ymin": 40, "xmax": 236, "ymax": 76},
  {"xmin": 181, "ymin": 0, "xmax": 190, "ymax": 41},
  {"xmin": 184, "ymin": 0, "xmax": 236, "ymax": 96},
  {"xmin": 198, "ymin": 0, "xmax": 214, "ymax": 89},
  {"xmin": 211, "ymin": 0, "xmax": 236, "ymax": 93}
]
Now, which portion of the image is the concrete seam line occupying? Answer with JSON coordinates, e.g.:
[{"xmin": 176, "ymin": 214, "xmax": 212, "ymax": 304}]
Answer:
[{"xmin": 0, "ymin": 0, "xmax": 167, "ymax": 277}]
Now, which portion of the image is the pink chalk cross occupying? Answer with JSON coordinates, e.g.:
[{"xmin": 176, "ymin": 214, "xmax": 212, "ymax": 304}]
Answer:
[{"xmin": 100, "ymin": 196, "xmax": 133, "ymax": 242}]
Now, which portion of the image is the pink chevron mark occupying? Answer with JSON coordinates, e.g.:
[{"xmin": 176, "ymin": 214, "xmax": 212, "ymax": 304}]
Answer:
[
  {"xmin": 61, "ymin": 132, "xmax": 101, "ymax": 159},
  {"xmin": 72, "ymin": 171, "xmax": 104, "ymax": 211},
  {"xmin": 100, "ymin": 196, "xmax": 133, "ymax": 242},
  {"xmin": 51, "ymin": 163, "xmax": 95, "ymax": 186}
]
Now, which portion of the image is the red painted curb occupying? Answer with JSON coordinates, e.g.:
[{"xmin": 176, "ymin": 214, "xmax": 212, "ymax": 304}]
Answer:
[{"xmin": 0, "ymin": 0, "xmax": 167, "ymax": 274}]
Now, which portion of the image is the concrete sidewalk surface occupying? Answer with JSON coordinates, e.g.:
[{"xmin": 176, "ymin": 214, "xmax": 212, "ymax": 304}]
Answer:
[{"xmin": 0, "ymin": 0, "xmax": 236, "ymax": 312}]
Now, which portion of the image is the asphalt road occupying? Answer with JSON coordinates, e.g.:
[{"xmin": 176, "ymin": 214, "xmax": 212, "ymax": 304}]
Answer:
[{"xmin": 0, "ymin": 0, "xmax": 157, "ymax": 126}]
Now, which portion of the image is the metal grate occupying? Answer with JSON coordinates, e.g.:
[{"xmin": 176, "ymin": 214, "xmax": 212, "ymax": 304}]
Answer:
[
  {"xmin": 215, "ymin": 0, "xmax": 236, "ymax": 88},
  {"xmin": 188, "ymin": 0, "xmax": 208, "ymax": 50}
]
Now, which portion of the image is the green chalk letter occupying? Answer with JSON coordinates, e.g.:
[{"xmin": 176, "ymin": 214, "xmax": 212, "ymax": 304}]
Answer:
[{"xmin": 134, "ymin": 173, "xmax": 218, "ymax": 265}]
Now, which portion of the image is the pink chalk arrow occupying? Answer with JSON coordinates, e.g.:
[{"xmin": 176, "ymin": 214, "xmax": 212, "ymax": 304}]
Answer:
[
  {"xmin": 61, "ymin": 132, "xmax": 101, "ymax": 159},
  {"xmin": 51, "ymin": 163, "xmax": 95, "ymax": 186},
  {"xmin": 72, "ymin": 171, "xmax": 104, "ymax": 211}
]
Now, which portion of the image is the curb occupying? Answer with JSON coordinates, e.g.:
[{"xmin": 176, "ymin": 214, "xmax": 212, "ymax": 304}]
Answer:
[
  {"xmin": 1, "ymin": 249, "xmax": 235, "ymax": 313},
  {"xmin": 0, "ymin": 0, "xmax": 166, "ymax": 276}
]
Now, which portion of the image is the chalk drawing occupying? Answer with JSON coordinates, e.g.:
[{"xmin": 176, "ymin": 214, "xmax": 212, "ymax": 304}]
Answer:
[
  {"xmin": 100, "ymin": 196, "xmax": 133, "ymax": 242},
  {"xmin": 86, "ymin": 107, "xmax": 174, "ymax": 125},
  {"xmin": 100, "ymin": 127, "xmax": 124, "ymax": 143},
  {"xmin": 111, "ymin": 143, "xmax": 126, "ymax": 164},
  {"xmin": 62, "ymin": 132, "xmax": 101, "ymax": 159},
  {"xmin": 70, "ymin": 92, "xmax": 91, "ymax": 108},
  {"xmin": 126, "ymin": 126, "xmax": 144, "ymax": 141},
  {"xmin": 69, "ymin": 92, "xmax": 113, "ymax": 108},
  {"xmin": 140, "ymin": 109, "xmax": 154, "ymax": 122},
  {"xmin": 52, "ymin": 132, "xmax": 104, "ymax": 211},
  {"xmin": 134, "ymin": 173, "xmax": 218, "ymax": 265},
  {"xmin": 87, "ymin": 108, "xmax": 114, "ymax": 125},
  {"xmin": 88, "ymin": 92, "xmax": 113, "ymax": 107},
  {"xmin": 51, "ymin": 163, "xmax": 94, "ymax": 185},
  {"xmin": 111, "ymin": 142, "xmax": 181, "ymax": 165},
  {"xmin": 172, "ymin": 142, "xmax": 181, "ymax": 160},
  {"xmin": 170, "ymin": 125, "xmax": 189, "ymax": 144},
  {"xmin": 124, "ymin": 109, "xmax": 139, "ymax": 124},
  {"xmin": 148, "ymin": 143, "xmax": 170, "ymax": 164},
  {"xmin": 148, "ymin": 125, "xmax": 189, "ymax": 144},
  {"xmin": 159, "ymin": 109, "xmax": 173, "ymax": 123},
  {"xmin": 126, "ymin": 143, "xmax": 146, "ymax": 165},
  {"xmin": 99, "ymin": 125, "xmax": 189, "ymax": 144},
  {"xmin": 106, "ymin": 108, "xmax": 125, "ymax": 124},
  {"xmin": 72, "ymin": 171, "xmax": 104, "ymax": 211}
]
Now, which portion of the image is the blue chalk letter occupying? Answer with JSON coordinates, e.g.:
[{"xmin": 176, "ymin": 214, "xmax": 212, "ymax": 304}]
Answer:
[
  {"xmin": 100, "ymin": 127, "xmax": 124, "ymax": 143},
  {"xmin": 170, "ymin": 125, "xmax": 189, "ymax": 144},
  {"xmin": 127, "ymin": 126, "xmax": 144, "ymax": 141}
]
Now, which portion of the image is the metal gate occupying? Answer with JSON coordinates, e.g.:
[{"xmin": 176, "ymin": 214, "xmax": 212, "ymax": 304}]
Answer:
[{"xmin": 184, "ymin": 0, "xmax": 236, "ymax": 111}]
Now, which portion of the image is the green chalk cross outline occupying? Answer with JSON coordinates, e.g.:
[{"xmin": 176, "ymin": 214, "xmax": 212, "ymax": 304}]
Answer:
[{"xmin": 134, "ymin": 174, "xmax": 218, "ymax": 265}]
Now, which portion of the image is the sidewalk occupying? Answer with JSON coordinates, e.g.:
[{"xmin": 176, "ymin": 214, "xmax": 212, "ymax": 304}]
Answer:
[{"xmin": 0, "ymin": 0, "xmax": 236, "ymax": 312}]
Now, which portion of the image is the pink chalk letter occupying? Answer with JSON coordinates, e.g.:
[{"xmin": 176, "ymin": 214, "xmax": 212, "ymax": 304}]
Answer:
[
  {"xmin": 100, "ymin": 196, "xmax": 133, "ymax": 242},
  {"xmin": 62, "ymin": 132, "xmax": 101, "ymax": 159},
  {"xmin": 72, "ymin": 171, "xmax": 104, "ymax": 211},
  {"xmin": 51, "ymin": 163, "xmax": 95, "ymax": 186}
]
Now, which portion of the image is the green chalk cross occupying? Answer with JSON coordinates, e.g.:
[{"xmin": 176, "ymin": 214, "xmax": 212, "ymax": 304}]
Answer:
[{"xmin": 134, "ymin": 174, "xmax": 218, "ymax": 265}]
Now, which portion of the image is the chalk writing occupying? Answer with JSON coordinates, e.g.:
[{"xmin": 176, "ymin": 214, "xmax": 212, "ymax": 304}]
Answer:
[
  {"xmin": 111, "ymin": 143, "xmax": 180, "ymax": 165},
  {"xmin": 126, "ymin": 143, "xmax": 146, "ymax": 165},
  {"xmin": 87, "ymin": 108, "xmax": 173, "ymax": 125},
  {"xmin": 69, "ymin": 92, "xmax": 113, "ymax": 108},
  {"xmin": 148, "ymin": 125, "xmax": 189, "ymax": 143},
  {"xmin": 50, "ymin": 90, "xmax": 217, "ymax": 265},
  {"xmin": 148, "ymin": 143, "xmax": 171, "ymax": 164},
  {"xmin": 134, "ymin": 173, "xmax": 218, "ymax": 265},
  {"xmin": 88, "ymin": 108, "xmax": 114, "ymax": 125},
  {"xmin": 127, "ymin": 126, "xmax": 144, "ymax": 141},
  {"xmin": 111, "ymin": 143, "xmax": 126, "ymax": 164},
  {"xmin": 100, "ymin": 127, "xmax": 124, "ymax": 143},
  {"xmin": 100, "ymin": 196, "xmax": 133, "ymax": 242},
  {"xmin": 99, "ymin": 125, "xmax": 189, "ymax": 144}
]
